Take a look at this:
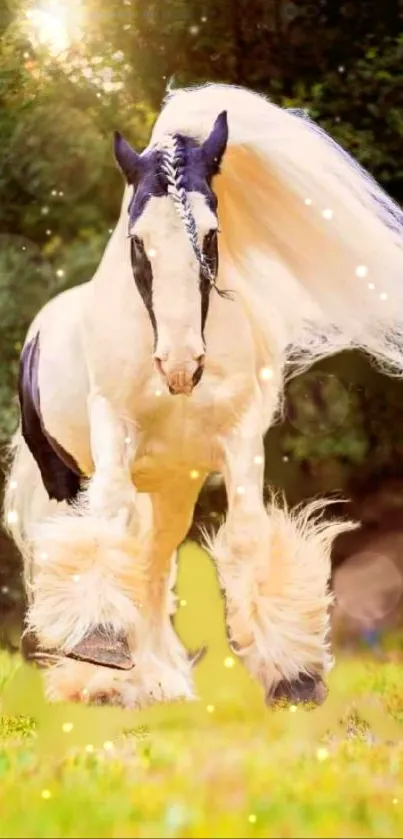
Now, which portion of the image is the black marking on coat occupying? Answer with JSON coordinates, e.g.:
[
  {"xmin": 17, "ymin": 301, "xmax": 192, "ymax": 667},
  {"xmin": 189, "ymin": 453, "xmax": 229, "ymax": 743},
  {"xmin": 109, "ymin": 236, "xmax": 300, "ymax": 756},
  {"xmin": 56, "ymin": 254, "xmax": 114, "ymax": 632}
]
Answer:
[
  {"xmin": 19, "ymin": 333, "xmax": 82, "ymax": 503},
  {"xmin": 200, "ymin": 229, "xmax": 219, "ymax": 335},
  {"xmin": 130, "ymin": 236, "xmax": 157, "ymax": 346}
]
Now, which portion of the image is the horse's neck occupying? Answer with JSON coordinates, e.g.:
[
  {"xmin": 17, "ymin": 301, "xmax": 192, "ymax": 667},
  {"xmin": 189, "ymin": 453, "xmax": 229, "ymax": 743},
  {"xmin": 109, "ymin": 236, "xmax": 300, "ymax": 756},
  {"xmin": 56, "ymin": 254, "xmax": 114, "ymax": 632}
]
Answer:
[
  {"xmin": 91, "ymin": 204, "xmax": 138, "ymax": 305},
  {"xmin": 98, "ymin": 202, "xmax": 129, "ymax": 272}
]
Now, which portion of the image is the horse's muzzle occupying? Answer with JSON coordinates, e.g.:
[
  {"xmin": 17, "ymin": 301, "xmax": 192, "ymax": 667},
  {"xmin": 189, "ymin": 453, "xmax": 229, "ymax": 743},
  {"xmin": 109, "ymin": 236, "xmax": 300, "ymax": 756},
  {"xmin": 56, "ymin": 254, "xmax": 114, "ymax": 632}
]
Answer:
[{"xmin": 154, "ymin": 357, "xmax": 205, "ymax": 395}]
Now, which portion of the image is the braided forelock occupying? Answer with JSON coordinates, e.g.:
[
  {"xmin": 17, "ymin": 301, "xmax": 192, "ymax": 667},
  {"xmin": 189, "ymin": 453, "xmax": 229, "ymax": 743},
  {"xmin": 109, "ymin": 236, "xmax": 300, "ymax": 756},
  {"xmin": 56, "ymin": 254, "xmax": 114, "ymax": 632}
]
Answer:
[{"xmin": 160, "ymin": 135, "xmax": 215, "ymax": 284}]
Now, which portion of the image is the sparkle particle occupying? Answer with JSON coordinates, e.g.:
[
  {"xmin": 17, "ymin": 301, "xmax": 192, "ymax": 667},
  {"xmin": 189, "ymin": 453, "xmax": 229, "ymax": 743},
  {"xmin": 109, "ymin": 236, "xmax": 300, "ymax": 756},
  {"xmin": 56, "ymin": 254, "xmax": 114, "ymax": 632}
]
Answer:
[
  {"xmin": 103, "ymin": 741, "xmax": 114, "ymax": 751},
  {"xmin": 254, "ymin": 455, "xmax": 264, "ymax": 465},
  {"xmin": 259, "ymin": 366, "xmax": 273, "ymax": 381}
]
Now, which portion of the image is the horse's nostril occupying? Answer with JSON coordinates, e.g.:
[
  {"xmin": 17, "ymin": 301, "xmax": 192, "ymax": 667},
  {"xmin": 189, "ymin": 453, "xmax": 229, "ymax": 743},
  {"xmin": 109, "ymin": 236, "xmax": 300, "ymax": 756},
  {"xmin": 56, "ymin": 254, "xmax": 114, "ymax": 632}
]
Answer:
[{"xmin": 154, "ymin": 357, "xmax": 166, "ymax": 377}]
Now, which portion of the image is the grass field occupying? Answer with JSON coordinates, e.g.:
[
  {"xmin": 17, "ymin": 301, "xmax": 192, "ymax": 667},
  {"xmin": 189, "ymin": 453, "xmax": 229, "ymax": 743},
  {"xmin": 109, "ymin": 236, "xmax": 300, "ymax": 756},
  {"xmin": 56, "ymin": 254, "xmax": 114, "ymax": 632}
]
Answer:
[{"xmin": 1, "ymin": 542, "xmax": 403, "ymax": 838}]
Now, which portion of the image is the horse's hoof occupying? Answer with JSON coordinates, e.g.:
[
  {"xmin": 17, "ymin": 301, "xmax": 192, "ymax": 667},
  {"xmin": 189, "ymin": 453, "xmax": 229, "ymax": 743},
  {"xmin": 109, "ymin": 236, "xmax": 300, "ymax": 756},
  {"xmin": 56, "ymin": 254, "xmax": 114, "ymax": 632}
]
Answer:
[
  {"xmin": 66, "ymin": 626, "xmax": 134, "ymax": 671},
  {"xmin": 89, "ymin": 691, "xmax": 124, "ymax": 707},
  {"xmin": 266, "ymin": 673, "xmax": 328, "ymax": 708}
]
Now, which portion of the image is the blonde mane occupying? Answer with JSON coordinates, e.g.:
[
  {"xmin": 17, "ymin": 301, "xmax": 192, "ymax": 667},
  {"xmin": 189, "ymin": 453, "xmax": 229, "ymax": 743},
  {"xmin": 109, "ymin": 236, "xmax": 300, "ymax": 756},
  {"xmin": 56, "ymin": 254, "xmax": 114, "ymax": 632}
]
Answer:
[{"xmin": 151, "ymin": 83, "xmax": 403, "ymax": 376}]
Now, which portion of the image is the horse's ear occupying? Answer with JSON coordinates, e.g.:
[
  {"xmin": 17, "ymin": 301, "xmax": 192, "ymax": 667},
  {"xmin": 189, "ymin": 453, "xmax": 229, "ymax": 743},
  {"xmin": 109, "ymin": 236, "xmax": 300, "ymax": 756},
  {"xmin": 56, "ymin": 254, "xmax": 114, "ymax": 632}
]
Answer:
[
  {"xmin": 201, "ymin": 111, "xmax": 228, "ymax": 177},
  {"xmin": 113, "ymin": 131, "xmax": 141, "ymax": 184}
]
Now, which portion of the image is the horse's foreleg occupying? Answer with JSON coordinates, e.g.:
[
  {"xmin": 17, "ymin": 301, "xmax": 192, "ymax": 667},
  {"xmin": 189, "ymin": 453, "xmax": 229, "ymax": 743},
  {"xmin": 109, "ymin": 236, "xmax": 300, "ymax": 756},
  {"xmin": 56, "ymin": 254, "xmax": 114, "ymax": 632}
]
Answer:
[
  {"xmin": 28, "ymin": 496, "xmax": 151, "ymax": 672},
  {"xmin": 146, "ymin": 480, "xmax": 204, "ymax": 607},
  {"xmin": 86, "ymin": 392, "xmax": 137, "ymax": 522},
  {"xmin": 41, "ymin": 480, "xmax": 203, "ymax": 708},
  {"xmin": 209, "ymin": 404, "xmax": 335, "ymax": 707},
  {"xmin": 113, "ymin": 481, "xmax": 205, "ymax": 706},
  {"xmin": 28, "ymin": 393, "xmax": 147, "ymax": 687}
]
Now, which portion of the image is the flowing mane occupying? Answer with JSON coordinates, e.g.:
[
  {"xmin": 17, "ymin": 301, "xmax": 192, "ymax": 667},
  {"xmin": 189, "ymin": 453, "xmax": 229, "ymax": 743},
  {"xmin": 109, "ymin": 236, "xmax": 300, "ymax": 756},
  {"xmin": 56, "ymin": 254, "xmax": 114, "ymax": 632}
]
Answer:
[{"xmin": 152, "ymin": 83, "xmax": 403, "ymax": 375}]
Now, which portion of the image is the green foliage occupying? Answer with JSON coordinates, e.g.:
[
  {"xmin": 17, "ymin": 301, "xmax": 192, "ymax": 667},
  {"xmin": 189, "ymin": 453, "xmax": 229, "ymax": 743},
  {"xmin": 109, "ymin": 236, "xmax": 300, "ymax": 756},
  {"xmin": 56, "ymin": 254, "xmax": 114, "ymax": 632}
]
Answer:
[
  {"xmin": 0, "ymin": 713, "xmax": 35, "ymax": 738},
  {"xmin": 0, "ymin": 234, "xmax": 57, "ymax": 437},
  {"xmin": 0, "ymin": 652, "xmax": 20, "ymax": 697},
  {"xmin": 276, "ymin": 353, "xmax": 403, "ymax": 501},
  {"xmin": 0, "ymin": 8, "xmax": 155, "ymax": 443},
  {"xmin": 306, "ymin": 35, "xmax": 403, "ymax": 200}
]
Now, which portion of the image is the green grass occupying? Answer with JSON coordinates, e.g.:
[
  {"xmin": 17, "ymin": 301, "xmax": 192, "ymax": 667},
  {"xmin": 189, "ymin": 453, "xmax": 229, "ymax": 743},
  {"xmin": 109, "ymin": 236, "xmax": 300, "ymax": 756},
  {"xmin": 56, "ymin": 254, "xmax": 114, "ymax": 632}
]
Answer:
[{"xmin": 1, "ymin": 542, "xmax": 403, "ymax": 838}]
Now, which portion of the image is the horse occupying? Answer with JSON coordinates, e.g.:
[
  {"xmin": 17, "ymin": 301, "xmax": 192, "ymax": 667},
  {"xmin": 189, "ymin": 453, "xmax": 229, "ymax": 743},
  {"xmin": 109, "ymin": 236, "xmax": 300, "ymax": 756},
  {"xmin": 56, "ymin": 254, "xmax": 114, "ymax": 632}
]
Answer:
[{"xmin": 3, "ymin": 82, "xmax": 403, "ymax": 708}]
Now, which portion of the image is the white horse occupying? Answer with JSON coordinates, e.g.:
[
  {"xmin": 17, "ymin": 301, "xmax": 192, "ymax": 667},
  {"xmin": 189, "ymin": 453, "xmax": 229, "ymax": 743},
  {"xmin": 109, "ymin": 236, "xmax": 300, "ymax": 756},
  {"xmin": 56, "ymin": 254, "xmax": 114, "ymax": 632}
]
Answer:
[{"xmin": 4, "ymin": 82, "xmax": 403, "ymax": 708}]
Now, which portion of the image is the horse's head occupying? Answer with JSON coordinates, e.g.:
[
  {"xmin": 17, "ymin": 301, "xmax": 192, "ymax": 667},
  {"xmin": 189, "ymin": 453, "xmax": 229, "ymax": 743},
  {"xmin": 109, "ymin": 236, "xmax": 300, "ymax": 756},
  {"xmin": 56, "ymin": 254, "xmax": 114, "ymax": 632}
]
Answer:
[{"xmin": 114, "ymin": 111, "xmax": 228, "ymax": 395}]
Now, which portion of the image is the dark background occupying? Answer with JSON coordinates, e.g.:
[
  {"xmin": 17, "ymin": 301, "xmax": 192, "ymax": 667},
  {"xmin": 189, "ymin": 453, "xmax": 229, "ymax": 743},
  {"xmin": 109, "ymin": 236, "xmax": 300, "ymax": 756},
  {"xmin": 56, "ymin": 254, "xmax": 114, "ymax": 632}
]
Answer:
[{"xmin": 1, "ymin": 0, "xmax": 403, "ymax": 641}]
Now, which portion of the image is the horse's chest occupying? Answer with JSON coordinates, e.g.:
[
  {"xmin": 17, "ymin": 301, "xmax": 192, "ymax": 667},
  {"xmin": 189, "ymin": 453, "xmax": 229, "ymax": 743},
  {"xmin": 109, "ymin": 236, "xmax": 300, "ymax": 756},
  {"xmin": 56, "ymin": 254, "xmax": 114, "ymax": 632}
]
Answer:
[
  {"xmin": 135, "ymin": 389, "xmax": 225, "ymax": 454},
  {"xmin": 129, "ymin": 372, "xmax": 251, "ymax": 483},
  {"xmin": 129, "ymin": 402, "xmax": 215, "ymax": 489}
]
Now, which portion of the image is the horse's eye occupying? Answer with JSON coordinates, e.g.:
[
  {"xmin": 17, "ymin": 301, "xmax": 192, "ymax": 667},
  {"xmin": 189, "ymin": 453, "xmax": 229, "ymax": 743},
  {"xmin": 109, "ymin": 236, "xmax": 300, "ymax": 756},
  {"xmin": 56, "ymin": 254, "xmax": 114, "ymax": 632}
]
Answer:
[{"xmin": 130, "ymin": 235, "xmax": 144, "ymax": 253}]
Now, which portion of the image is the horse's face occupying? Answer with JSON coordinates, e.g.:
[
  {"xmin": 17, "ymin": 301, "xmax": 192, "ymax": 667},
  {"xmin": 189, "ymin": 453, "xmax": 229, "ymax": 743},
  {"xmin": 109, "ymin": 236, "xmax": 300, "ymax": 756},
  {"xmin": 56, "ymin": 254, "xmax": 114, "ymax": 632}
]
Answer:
[{"xmin": 114, "ymin": 112, "xmax": 228, "ymax": 395}]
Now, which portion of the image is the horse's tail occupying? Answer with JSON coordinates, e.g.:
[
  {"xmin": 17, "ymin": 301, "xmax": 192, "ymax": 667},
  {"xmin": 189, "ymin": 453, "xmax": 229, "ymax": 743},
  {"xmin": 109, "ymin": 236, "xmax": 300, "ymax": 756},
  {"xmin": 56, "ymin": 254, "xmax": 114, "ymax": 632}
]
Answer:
[
  {"xmin": 154, "ymin": 83, "xmax": 403, "ymax": 374},
  {"xmin": 3, "ymin": 428, "xmax": 59, "ymax": 593}
]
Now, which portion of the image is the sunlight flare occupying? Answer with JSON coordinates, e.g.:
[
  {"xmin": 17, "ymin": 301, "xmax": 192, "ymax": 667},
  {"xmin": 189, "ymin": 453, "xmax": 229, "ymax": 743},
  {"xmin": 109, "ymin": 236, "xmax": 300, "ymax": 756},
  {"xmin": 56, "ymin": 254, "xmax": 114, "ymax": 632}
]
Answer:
[{"xmin": 24, "ymin": 1, "xmax": 84, "ymax": 55}]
